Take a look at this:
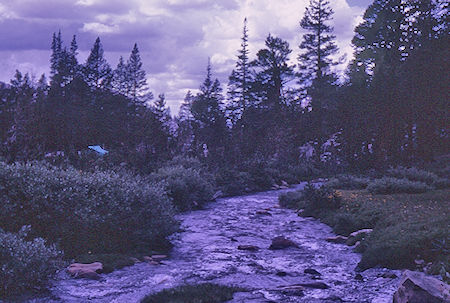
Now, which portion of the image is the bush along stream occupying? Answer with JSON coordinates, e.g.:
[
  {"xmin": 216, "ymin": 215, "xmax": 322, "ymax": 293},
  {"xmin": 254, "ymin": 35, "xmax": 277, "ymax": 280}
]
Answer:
[{"xmin": 26, "ymin": 183, "xmax": 404, "ymax": 303}]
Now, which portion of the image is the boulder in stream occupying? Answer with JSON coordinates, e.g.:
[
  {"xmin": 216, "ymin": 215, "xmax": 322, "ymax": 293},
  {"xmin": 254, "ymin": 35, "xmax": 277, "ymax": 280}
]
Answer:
[
  {"xmin": 269, "ymin": 236, "xmax": 299, "ymax": 250},
  {"xmin": 304, "ymin": 268, "xmax": 321, "ymax": 276},
  {"xmin": 238, "ymin": 245, "xmax": 260, "ymax": 251},
  {"xmin": 67, "ymin": 262, "xmax": 103, "ymax": 280},
  {"xmin": 346, "ymin": 229, "xmax": 373, "ymax": 246},
  {"xmin": 393, "ymin": 270, "xmax": 450, "ymax": 303}
]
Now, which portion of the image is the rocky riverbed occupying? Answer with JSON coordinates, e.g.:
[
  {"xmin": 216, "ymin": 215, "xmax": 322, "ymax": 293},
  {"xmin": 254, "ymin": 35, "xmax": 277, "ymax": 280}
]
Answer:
[{"xmin": 30, "ymin": 183, "xmax": 401, "ymax": 302}]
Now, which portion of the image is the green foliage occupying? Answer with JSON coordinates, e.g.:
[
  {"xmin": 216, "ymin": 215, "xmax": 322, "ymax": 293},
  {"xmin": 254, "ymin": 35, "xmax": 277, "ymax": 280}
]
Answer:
[
  {"xmin": 278, "ymin": 190, "xmax": 304, "ymax": 209},
  {"xmin": 0, "ymin": 226, "xmax": 61, "ymax": 297},
  {"xmin": 151, "ymin": 165, "xmax": 215, "ymax": 211},
  {"xmin": 215, "ymin": 168, "xmax": 253, "ymax": 196},
  {"xmin": 359, "ymin": 219, "xmax": 449, "ymax": 270},
  {"xmin": 302, "ymin": 183, "xmax": 341, "ymax": 216},
  {"xmin": 326, "ymin": 174, "xmax": 370, "ymax": 190},
  {"xmin": 387, "ymin": 166, "xmax": 449, "ymax": 189},
  {"xmin": 0, "ymin": 161, "xmax": 178, "ymax": 257},
  {"xmin": 367, "ymin": 177, "xmax": 432, "ymax": 194},
  {"xmin": 301, "ymin": 188, "xmax": 450, "ymax": 272},
  {"xmin": 165, "ymin": 156, "xmax": 205, "ymax": 171},
  {"xmin": 141, "ymin": 283, "xmax": 242, "ymax": 303}
]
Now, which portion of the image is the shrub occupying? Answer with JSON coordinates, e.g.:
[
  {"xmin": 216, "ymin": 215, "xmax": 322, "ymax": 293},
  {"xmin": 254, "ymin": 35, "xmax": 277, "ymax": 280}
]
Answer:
[
  {"xmin": 387, "ymin": 166, "xmax": 449, "ymax": 188},
  {"xmin": 215, "ymin": 168, "xmax": 253, "ymax": 196},
  {"xmin": 151, "ymin": 165, "xmax": 215, "ymax": 211},
  {"xmin": 164, "ymin": 156, "xmax": 205, "ymax": 171},
  {"xmin": 278, "ymin": 190, "xmax": 304, "ymax": 209},
  {"xmin": 326, "ymin": 174, "xmax": 370, "ymax": 190},
  {"xmin": 247, "ymin": 165, "xmax": 277, "ymax": 190},
  {"xmin": 0, "ymin": 161, "xmax": 178, "ymax": 257},
  {"xmin": 358, "ymin": 219, "xmax": 449, "ymax": 270},
  {"xmin": 141, "ymin": 283, "xmax": 242, "ymax": 303},
  {"xmin": 302, "ymin": 183, "xmax": 341, "ymax": 216},
  {"xmin": 367, "ymin": 177, "xmax": 432, "ymax": 194},
  {"xmin": 0, "ymin": 227, "xmax": 61, "ymax": 297}
]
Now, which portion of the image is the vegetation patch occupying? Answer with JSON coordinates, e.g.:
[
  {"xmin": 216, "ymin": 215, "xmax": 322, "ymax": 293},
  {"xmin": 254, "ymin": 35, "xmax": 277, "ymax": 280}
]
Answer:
[
  {"xmin": 280, "ymin": 185, "xmax": 450, "ymax": 279},
  {"xmin": 326, "ymin": 174, "xmax": 370, "ymax": 190},
  {"xmin": 141, "ymin": 283, "xmax": 243, "ymax": 303},
  {"xmin": 367, "ymin": 177, "xmax": 432, "ymax": 194},
  {"xmin": 301, "ymin": 183, "xmax": 341, "ymax": 216},
  {"xmin": 150, "ymin": 164, "xmax": 215, "ymax": 211},
  {"xmin": 387, "ymin": 166, "xmax": 448, "ymax": 188},
  {"xmin": 0, "ymin": 227, "xmax": 61, "ymax": 297},
  {"xmin": 0, "ymin": 161, "xmax": 178, "ymax": 258}
]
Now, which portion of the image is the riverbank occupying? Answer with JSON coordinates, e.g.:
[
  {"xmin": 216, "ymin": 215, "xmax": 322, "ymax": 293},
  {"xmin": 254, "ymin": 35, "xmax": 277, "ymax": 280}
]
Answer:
[{"xmin": 279, "ymin": 183, "xmax": 450, "ymax": 283}]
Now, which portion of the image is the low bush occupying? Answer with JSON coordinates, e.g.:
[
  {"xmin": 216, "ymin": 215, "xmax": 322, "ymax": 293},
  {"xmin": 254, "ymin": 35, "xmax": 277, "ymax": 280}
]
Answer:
[
  {"xmin": 302, "ymin": 183, "xmax": 341, "ymax": 216},
  {"xmin": 141, "ymin": 283, "xmax": 242, "ymax": 303},
  {"xmin": 151, "ymin": 165, "xmax": 215, "ymax": 211},
  {"xmin": 0, "ymin": 226, "xmax": 61, "ymax": 297},
  {"xmin": 387, "ymin": 166, "xmax": 449, "ymax": 188},
  {"xmin": 0, "ymin": 161, "xmax": 178, "ymax": 257},
  {"xmin": 164, "ymin": 156, "xmax": 205, "ymax": 171},
  {"xmin": 367, "ymin": 177, "xmax": 432, "ymax": 194},
  {"xmin": 359, "ymin": 219, "xmax": 449, "ymax": 270},
  {"xmin": 326, "ymin": 174, "xmax": 370, "ymax": 190},
  {"xmin": 317, "ymin": 189, "xmax": 449, "ymax": 273},
  {"xmin": 215, "ymin": 168, "xmax": 253, "ymax": 196},
  {"xmin": 278, "ymin": 190, "xmax": 304, "ymax": 209}
]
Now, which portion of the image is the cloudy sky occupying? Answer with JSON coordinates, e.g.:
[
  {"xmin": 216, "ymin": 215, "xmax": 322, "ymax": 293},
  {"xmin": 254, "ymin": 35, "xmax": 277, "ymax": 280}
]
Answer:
[{"xmin": 0, "ymin": 0, "xmax": 372, "ymax": 114}]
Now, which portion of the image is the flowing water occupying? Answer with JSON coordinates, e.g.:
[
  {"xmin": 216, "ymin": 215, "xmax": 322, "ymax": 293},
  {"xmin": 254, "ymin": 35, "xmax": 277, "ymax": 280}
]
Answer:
[{"xmin": 31, "ymin": 183, "xmax": 400, "ymax": 303}]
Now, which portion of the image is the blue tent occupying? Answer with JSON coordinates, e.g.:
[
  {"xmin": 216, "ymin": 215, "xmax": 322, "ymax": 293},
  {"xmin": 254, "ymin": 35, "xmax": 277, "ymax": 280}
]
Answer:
[{"xmin": 88, "ymin": 145, "xmax": 109, "ymax": 155}]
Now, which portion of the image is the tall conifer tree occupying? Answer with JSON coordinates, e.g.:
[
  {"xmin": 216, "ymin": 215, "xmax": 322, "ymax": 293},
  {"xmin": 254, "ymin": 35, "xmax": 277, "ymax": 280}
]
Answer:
[
  {"xmin": 298, "ymin": 0, "xmax": 339, "ymax": 84},
  {"xmin": 83, "ymin": 37, "xmax": 112, "ymax": 90},
  {"xmin": 126, "ymin": 43, "xmax": 151, "ymax": 105},
  {"xmin": 228, "ymin": 18, "xmax": 252, "ymax": 123}
]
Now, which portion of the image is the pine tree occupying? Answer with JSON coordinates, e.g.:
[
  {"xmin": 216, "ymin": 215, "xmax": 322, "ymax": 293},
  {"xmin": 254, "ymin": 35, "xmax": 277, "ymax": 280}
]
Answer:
[
  {"xmin": 49, "ymin": 32, "xmax": 79, "ymax": 87},
  {"xmin": 227, "ymin": 18, "xmax": 252, "ymax": 123},
  {"xmin": 251, "ymin": 34, "xmax": 294, "ymax": 108},
  {"xmin": 191, "ymin": 60, "xmax": 227, "ymax": 158},
  {"xmin": 178, "ymin": 90, "xmax": 195, "ymax": 122},
  {"xmin": 126, "ymin": 43, "xmax": 151, "ymax": 105},
  {"xmin": 83, "ymin": 37, "xmax": 112, "ymax": 90},
  {"xmin": 50, "ymin": 31, "xmax": 63, "ymax": 86},
  {"xmin": 112, "ymin": 56, "xmax": 129, "ymax": 95},
  {"xmin": 298, "ymin": 0, "xmax": 339, "ymax": 85},
  {"xmin": 298, "ymin": 0, "xmax": 340, "ymax": 145},
  {"xmin": 351, "ymin": 0, "xmax": 406, "ymax": 77},
  {"xmin": 67, "ymin": 35, "xmax": 79, "ymax": 82},
  {"xmin": 153, "ymin": 93, "xmax": 171, "ymax": 124}
]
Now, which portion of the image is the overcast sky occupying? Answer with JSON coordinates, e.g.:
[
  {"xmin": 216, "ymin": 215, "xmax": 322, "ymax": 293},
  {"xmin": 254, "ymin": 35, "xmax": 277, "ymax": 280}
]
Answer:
[{"xmin": 0, "ymin": 0, "xmax": 372, "ymax": 114}]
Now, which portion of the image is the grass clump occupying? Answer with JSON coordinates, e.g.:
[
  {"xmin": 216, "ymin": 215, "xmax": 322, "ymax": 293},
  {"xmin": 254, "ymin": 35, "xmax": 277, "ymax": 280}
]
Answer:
[
  {"xmin": 141, "ymin": 283, "xmax": 242, "ymax": 303},
  {"xmin": 326, "ymin": 174, "xmax": 370, "ymax": 190},
  {"xmin": 367, "ymin": 177, "xmax": 432, "ymax": 194},
  {"xmin": 0, "ymin": 161, "xmax": 178, "ymax": 257},
  {"xmin": 0, "ymin": 226, "xmax": 61, "ymax": 297}
]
